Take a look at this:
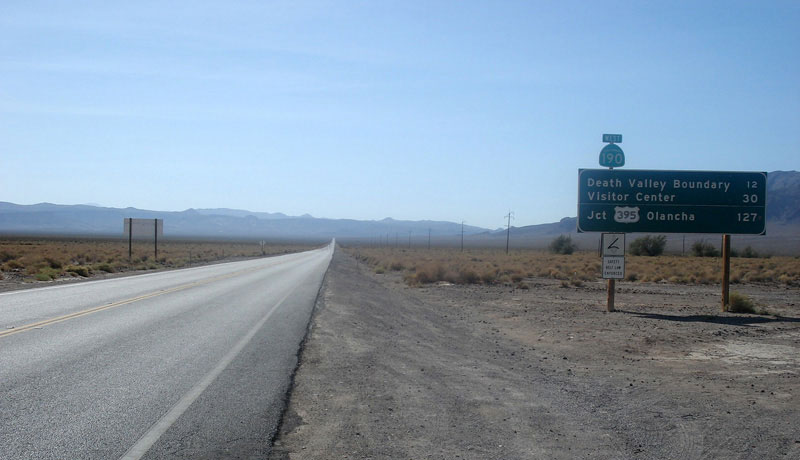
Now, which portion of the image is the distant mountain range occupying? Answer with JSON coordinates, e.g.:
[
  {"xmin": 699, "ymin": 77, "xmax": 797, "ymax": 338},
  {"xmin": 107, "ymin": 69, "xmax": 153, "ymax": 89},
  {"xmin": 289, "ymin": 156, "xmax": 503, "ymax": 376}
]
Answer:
[
  {"xmin": 763, "ymin": 170, "xmax": 800, "ymax": 223},
  {"xmin": 1, "ymin": 170, "xmax": 797, "ymax": 252},
  {"xmin": 0, "ymin": 202, "xmax": 490, "ymax": 241}
]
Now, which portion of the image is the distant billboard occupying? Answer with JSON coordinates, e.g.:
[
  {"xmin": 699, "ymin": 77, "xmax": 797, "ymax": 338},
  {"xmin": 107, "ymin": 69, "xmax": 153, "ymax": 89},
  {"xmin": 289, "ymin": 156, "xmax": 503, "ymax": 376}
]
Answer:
[{"xmin": 123, "ymin": 218, "xmax": 163, "ymax": 238}]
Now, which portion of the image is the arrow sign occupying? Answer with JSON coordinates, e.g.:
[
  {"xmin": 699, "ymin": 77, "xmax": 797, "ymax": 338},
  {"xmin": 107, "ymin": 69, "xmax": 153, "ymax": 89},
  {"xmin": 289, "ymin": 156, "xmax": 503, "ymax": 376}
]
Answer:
[{"xmin": 601, "ymin": 233, "xmax": 625, "ymax": 256}]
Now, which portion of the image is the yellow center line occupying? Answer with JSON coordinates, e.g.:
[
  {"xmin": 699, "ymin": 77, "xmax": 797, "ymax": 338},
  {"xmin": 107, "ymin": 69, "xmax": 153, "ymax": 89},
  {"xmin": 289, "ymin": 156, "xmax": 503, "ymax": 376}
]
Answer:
[{"xmin": 0, "ymin": 265, "xmax": 266, "ymax": 339}]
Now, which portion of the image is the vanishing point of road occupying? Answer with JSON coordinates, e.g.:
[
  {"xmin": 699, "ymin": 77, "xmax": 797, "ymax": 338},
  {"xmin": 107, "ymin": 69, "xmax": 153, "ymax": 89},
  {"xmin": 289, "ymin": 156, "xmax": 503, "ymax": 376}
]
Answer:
[{"xmin": 0, "ymin": 243, "xmax": 333, "ymax": 459}]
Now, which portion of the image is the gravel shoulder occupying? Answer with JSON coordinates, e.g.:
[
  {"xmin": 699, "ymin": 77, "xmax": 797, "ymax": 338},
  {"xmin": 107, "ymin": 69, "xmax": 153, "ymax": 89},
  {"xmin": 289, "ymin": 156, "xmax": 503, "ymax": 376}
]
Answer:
[{"xmin": 270, "ymin": 249, "xmax": 800, "ymax": 459}]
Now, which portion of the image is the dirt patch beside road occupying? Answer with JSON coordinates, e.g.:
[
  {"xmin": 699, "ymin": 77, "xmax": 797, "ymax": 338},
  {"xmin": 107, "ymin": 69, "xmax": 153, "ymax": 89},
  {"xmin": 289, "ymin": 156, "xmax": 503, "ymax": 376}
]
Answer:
[{"xmin": 270, "ymin": 250, "xmax": 800, "ymax": 459}]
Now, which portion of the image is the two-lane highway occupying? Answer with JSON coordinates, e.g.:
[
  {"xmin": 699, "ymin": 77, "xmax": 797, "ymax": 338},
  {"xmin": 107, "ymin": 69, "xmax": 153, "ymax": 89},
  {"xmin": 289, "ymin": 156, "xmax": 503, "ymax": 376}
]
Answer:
[{"xmin": 0, "ymin": 243, "xmax": 333, "ymax": 459}]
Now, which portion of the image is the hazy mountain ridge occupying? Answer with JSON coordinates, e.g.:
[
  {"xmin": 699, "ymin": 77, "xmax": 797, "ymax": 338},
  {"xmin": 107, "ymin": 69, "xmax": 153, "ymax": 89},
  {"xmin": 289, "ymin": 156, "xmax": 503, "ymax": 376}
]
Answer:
[
  {"xmin": 764, "ymin": 170, "xmax": 800, "ymax": 223},
  {"xmin": 0, "ymin": 202, "xmax": 489, "ymax": 240}
]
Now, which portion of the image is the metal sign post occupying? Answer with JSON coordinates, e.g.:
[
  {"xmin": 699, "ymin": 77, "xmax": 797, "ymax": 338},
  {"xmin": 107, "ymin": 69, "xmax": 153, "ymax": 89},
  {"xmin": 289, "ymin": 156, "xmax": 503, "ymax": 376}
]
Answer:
[
  {"xmin": 128, "ymin": 218, "xmax": 133, "ymax": 262},
  {"xmin": 123, "ymin": 218, "xmax": 164, "ymax": 264},
  {"xmin": 154, "ymin": 218, "xmax": 159, "ymax": 261}
]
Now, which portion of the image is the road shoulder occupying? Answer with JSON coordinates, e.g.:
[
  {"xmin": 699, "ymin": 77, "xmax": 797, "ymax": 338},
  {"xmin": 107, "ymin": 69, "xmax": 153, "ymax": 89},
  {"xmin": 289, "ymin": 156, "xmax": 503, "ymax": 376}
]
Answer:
[{"xmin": 270, "ymin": 249, "xmax": 800, "ymax": 459}]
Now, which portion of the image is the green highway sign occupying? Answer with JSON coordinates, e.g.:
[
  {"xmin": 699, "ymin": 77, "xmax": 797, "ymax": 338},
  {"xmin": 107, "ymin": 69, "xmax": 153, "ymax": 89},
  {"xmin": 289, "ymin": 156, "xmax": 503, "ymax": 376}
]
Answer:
[
  {"xmin": 578, "ymin": 169, "xmax": 767, "ymax": 234},
  {"xmin": 602, "ymin": 134, "xmax": 622, "ymax": 143},
  {"xmin": 599, "ymin": 144, "xmax": 625, "ymax": 168}
]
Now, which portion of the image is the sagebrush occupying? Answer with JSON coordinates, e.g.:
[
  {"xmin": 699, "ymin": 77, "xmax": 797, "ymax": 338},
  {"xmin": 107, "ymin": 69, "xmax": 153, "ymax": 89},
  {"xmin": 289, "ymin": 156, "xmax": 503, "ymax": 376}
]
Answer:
[{"xmin": 345, "ymin": 247, "xmax": 800, "ymax": 287}]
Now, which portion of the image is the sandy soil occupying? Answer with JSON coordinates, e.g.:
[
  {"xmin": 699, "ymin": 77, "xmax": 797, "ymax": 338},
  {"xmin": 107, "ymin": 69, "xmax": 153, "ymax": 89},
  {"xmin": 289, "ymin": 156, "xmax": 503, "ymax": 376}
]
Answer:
[{"xmin": 270, "ymin": 249, "xmax": 799, "ymax": 459}]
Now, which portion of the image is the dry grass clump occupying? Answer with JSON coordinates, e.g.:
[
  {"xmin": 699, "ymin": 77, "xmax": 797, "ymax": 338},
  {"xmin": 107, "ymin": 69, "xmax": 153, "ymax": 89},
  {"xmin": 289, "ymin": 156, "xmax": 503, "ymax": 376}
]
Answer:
[
  {"xmin": 0, "ymin": 237, "xmax": 315, "ymax": 282},
  {"xmin": 346, "ymin": 247, "xmax": 800, "ymax": 287},
  {"xmin": 727, "ymin": 292, "xmax": 771, "ymax": 315},
  {"xmin": 727, "ymin": 292, "xmax": 757, "ymax": 313},
  {"xmin": 350, "ymin": 248, "xmax": 600, "ymax": 287}
]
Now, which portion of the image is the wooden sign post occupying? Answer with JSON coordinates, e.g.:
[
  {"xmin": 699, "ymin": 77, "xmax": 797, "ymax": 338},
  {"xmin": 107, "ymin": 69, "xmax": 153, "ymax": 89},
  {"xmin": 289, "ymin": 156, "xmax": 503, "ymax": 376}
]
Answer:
[{"xmin": 721, "ymin": 234, "xmax": 731, "ymax": 311}]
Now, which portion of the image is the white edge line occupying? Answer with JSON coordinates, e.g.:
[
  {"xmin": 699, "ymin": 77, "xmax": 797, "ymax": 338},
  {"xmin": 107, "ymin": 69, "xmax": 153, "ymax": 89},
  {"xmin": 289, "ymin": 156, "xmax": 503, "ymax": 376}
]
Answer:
[{"xmin": 118, "ymin": 287, "xmax": 297, "ymax": 460}]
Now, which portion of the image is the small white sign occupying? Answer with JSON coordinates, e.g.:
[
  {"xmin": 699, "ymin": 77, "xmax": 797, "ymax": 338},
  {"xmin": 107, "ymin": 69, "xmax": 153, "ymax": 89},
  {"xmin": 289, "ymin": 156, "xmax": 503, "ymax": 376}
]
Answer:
[
  {"xmin": 601, "ymin": 233, "xmax": 625, "ymax": 256},
  {"xmin": 602, "ymin": 256, "xmax": 625, "ymax": 279}
]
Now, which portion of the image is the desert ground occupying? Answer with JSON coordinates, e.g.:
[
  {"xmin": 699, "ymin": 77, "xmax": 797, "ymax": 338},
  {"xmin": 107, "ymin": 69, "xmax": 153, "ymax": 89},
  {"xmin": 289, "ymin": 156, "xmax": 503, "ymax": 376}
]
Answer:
[
  {"xmin": 270, "ymin": 249, "xmax": 799, "ymax": 459},
  {"xmin": 3, "ymin": 239, "xmax": 798, "ymax": 458}
]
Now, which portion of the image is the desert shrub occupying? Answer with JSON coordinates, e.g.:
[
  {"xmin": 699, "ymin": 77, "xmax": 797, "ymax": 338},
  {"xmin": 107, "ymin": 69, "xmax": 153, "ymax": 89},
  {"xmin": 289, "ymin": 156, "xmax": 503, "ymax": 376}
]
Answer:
[
  {"xmin": 728, "ymin": 292, "xmax": 756, "ymax": 313},
  {"xmin": 66, "ymin": 265, "xmax": 91, "ymax": 277},
  {"xmin": 45, "ymin": 257, "xmax": 64, "ymax": 269},
  {"xmin": 4, "ymin": 260, "xmax": 23, "ymax": 270},
  {"xmin": 629, "ymin": 235, "xmax": 666, "ymax": 256},
  {"xmin": 374, "ymin": 267, "xmax": 385, "ymax": 274},
  {"xmin": 549, "ymin": 235, "xmax": 576, "ymax": 255},
  {"xmin": 35, "ymin": 267, "xmax": 61, "ymax": 281},
  {"xmin": 0, "ymin": 250, "xmax": 17, "ymax": 262},
  {"xmin": 480, "ymin": 270, "xmax": 498, "ymax": 284},
  {"xmin": 458, "ymin": 269, "xmax": 480, "ymax": 284},
  {"xmin": 409, "ymin": 264, "xmax": 447, "ymax": 284},
  {"xmin": 95, "ymin": 263, "xmax": 115, "ymax": 273},
  {"xmin": 389, "ymin": 261, "xmax": 405, "ymax": 271},
  {"xmin": 739, "ymin": 246, "xmax": 759, "ymax": 258},
  {"xmin": 692, "ymin": 241, "xmax": 719, "ymax": 257}
]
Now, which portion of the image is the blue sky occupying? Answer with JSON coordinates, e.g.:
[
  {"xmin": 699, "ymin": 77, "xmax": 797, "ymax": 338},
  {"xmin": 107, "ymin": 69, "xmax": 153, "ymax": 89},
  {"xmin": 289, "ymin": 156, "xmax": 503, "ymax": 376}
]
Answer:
[{"xmin": 1, "ymin": 1, "xmax": 797, "ymax": 229}]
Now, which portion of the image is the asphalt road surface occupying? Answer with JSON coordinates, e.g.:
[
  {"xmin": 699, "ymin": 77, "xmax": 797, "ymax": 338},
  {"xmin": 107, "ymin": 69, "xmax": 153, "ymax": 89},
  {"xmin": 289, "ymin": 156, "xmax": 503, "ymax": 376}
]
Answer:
[{"xmin": 0, "ymin": 243, "xmax": 333, "ymax": 459}]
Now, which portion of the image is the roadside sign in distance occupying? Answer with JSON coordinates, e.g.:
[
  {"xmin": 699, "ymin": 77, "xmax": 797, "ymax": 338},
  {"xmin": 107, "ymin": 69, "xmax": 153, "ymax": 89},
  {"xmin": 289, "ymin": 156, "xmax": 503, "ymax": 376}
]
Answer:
[{"xmin": 601, "ymin": 233, "xmax": 625, "ymax": 257}]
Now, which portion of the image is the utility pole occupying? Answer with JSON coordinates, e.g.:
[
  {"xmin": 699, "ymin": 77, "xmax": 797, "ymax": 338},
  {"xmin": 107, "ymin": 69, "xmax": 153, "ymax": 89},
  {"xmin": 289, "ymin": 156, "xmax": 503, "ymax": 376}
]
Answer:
[
  {"xmin": 395, "ymin": 232, "xmax": 398, "ymax": 248},
  {"xmin": 428, "ymin": 228, "xmax": 431, "ymax": 250},
  {"xmin": 408, "ymin": 230, "xmax": 411, "ymax": 249},
  {"xmin": 504, "ymin": 211, "xmax": 514, "ymax": 254},
  {"xmin": 461, "ymin": 221, "xmax": 465, "ymax": 252}
]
